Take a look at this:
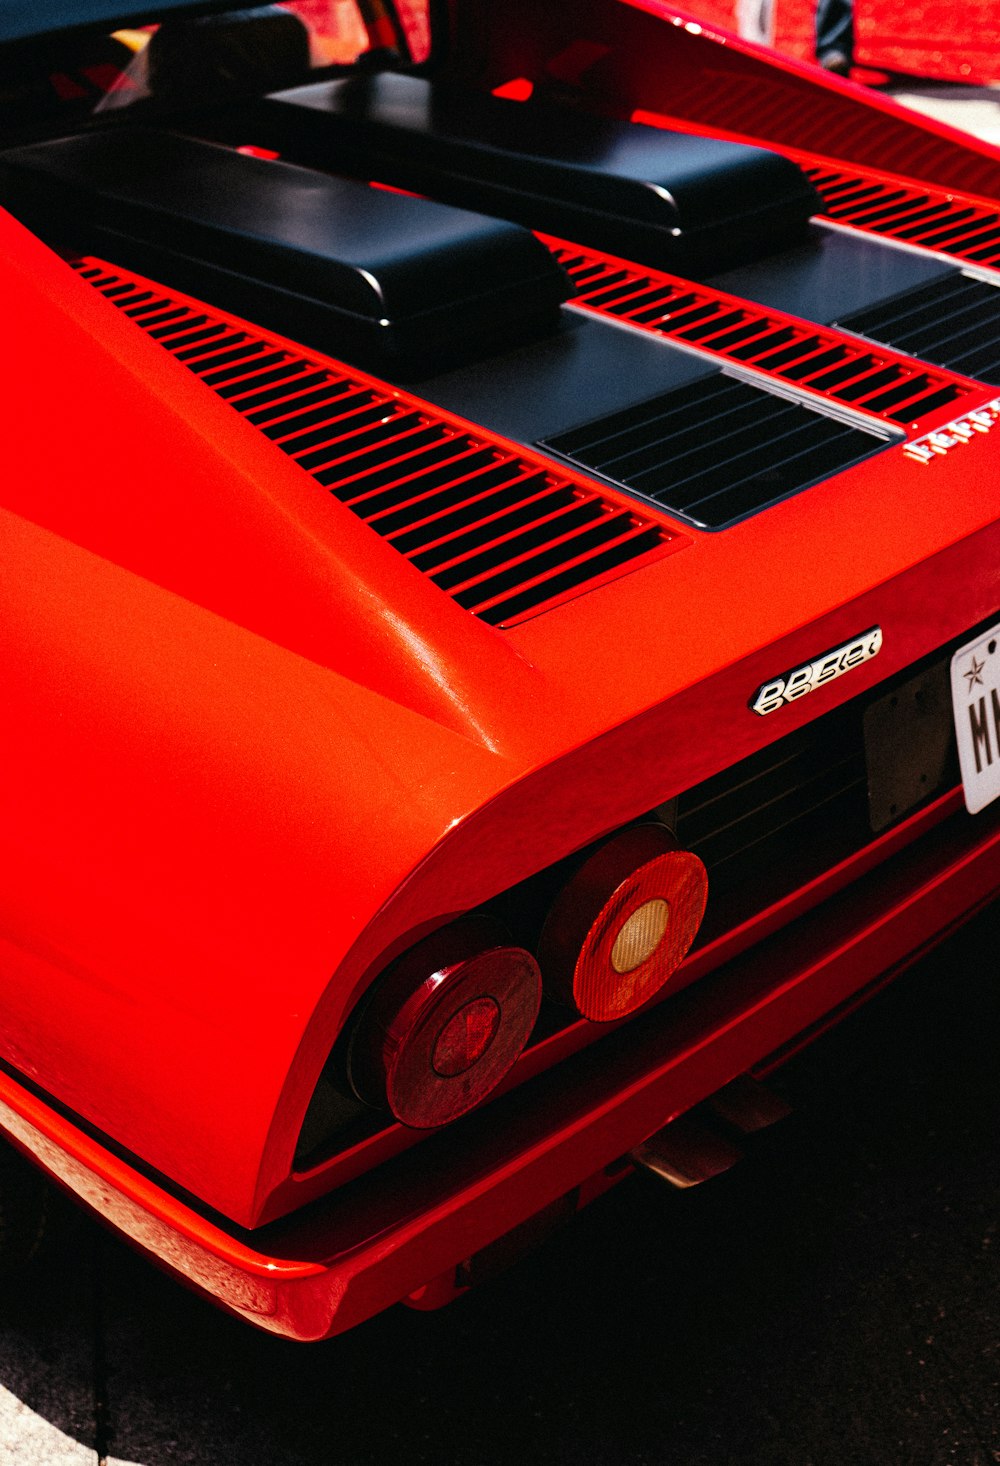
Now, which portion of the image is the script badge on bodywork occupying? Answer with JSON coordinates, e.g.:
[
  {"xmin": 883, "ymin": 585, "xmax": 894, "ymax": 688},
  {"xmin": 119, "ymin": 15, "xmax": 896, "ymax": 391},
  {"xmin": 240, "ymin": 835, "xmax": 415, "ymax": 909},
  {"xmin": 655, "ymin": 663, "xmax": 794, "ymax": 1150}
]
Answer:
[{"xmin": 751, "ymin": 627, "xmax": 883, "ymax": 717}]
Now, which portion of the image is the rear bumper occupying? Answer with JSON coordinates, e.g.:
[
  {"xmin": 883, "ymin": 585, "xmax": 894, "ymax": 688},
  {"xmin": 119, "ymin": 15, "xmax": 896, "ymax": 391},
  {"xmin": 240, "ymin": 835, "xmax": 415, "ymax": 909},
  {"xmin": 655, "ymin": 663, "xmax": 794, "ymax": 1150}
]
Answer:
[{"xmin": 4, "ymin": 791, "xmax": 999, "ymax": 1341}]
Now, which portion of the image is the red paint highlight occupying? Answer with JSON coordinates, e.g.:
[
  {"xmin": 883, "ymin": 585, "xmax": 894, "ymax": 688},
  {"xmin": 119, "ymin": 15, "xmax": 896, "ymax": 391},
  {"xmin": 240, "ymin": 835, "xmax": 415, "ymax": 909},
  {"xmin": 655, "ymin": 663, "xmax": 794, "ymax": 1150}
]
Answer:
[{"xmin": 492, "ymin": 77, "xmax": 535, "ymax": 100}]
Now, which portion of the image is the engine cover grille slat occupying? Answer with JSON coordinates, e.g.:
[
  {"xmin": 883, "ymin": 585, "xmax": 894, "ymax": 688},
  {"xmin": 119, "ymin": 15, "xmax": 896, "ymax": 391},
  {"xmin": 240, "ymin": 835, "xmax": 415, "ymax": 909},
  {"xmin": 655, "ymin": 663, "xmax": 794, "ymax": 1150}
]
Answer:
[
  {"xmin": 809, "ymin": 162, "xmax": 1000, "ymax": 270},
  {"xmin": 75, "ymin": 256, "xmax": 684, "ymax": 626},
  {"xmin": 342, "ymin": 446, "xmax": 492, "ymax": 513},
  {"xmin": 409, "ymin": 488, "xmax": 580, "ymax": 570},
  {"xmin": 466, "ymin": 525, "xmax": 665, "ymax": 625},
  {"xmin": 546, "ymin": 234, "xmax": 971, "ymax": 434},
  {"xmin": 362, "ymin": 462, "xmax": 524, "ymax": 531}
]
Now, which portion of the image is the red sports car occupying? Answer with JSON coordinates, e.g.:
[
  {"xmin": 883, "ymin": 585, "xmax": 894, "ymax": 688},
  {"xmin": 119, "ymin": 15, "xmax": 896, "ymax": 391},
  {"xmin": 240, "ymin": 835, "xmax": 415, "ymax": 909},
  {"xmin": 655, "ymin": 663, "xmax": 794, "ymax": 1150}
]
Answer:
[{"xmin": 3, "ymin": 0, "xmax": 1000, "ymax": 1340}]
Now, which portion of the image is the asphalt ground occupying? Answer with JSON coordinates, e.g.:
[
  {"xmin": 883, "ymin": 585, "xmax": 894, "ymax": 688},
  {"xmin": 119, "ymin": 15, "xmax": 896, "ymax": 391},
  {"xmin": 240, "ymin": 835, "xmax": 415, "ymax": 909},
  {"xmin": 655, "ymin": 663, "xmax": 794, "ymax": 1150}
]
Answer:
[{"xmin": 6, "ymin": 79, "xmax": 1000, "ymax": 1466}]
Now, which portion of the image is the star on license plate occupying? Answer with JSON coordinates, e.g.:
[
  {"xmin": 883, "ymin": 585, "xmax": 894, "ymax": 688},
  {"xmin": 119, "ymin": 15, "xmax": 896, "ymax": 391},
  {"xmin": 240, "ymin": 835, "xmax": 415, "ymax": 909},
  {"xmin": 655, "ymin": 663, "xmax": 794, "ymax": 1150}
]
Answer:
[{"xmin": 951, "ymin": 622, "xmax": 1000, "ymax": 813}]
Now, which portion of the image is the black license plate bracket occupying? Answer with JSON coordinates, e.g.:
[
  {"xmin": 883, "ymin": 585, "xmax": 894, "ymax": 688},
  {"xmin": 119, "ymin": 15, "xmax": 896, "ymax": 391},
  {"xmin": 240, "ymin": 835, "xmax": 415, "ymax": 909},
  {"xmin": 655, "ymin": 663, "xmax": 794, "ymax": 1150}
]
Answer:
[{"xmin": 864, "ymin": 659, "xmax": 958, "ymax": 833}]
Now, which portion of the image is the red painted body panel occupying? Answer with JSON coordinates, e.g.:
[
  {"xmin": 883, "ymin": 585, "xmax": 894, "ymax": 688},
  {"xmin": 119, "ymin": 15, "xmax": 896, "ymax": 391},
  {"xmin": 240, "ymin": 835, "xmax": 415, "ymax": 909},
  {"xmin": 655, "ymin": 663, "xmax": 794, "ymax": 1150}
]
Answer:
[
  {"xmin": 4, "ymin": 781, "xmax": 999, "ymax": 1339},
  {"xmin": 447, "ymin": 0, "xmax": 1000, "ymax": 196},
  {"xmin": 4, "ymin": 0, "xmax": 1000, "ymax": 1331}
]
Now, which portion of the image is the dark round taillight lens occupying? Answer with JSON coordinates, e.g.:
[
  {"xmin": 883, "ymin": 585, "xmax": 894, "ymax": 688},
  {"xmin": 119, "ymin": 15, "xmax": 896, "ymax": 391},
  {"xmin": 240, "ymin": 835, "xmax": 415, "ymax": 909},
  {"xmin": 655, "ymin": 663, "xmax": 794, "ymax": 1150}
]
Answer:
[
  {"xmin": 431, "ymin": 997, "xmax": 502, "ymax": 1077},
  {"xmin": 349, "ymin": 918, "xmax": 542, "ymax": 1128},
  {"xmin": 538, "ymin": 824, "xmax": 708, "ymax": 1022}
]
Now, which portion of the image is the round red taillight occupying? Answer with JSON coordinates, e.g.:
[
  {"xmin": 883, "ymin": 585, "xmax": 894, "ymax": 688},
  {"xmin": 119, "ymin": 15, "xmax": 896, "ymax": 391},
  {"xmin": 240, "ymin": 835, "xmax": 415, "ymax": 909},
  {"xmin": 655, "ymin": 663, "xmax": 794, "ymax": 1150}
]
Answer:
[
  {"xmin": 431, "ymin": 996, "xmax": 502, "ymax": 1077},
  {"xmin": 349, "ymin": 918, "xmax": 542, "ymax": 1128},
  {"xmin": 538, "ymin": 824, "xmax": 708, "ymax": 1022}
]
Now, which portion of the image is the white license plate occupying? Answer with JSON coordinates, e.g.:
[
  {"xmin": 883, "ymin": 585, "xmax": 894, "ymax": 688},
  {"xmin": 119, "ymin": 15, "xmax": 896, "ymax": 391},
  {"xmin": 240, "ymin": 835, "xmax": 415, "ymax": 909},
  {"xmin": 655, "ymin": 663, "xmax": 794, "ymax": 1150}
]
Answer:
[{"xmin": 951, "ymin": 621, "xmax": 1000, "ymax": 813}]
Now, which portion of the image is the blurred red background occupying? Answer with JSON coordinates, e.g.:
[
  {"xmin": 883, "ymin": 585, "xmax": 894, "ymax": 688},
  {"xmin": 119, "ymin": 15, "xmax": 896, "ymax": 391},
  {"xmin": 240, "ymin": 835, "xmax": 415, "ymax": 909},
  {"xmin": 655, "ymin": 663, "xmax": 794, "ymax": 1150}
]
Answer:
[{"xmin": 692, "ymin": 0, "xmax": 1000, "ymax": 82}]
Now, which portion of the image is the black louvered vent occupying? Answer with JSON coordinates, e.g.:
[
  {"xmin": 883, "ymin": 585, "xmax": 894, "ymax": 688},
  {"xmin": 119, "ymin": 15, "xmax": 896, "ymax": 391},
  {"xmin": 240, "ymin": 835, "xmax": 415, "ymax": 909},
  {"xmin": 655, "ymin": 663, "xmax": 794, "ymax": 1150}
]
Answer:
[
  {"xmin": 73, "ymin": 257, "xmax": 681, "ymax": 627},
  {"xmin": 541, "ymin": 375, "xmax": 892, "ymax": 529},
  {"xmin": 839, "ymin": 274, "xmax": 1000, "ymax": 384},
  {"xmin": 546, "ymin": 235, "xmax": 966, "ymax": 428}
]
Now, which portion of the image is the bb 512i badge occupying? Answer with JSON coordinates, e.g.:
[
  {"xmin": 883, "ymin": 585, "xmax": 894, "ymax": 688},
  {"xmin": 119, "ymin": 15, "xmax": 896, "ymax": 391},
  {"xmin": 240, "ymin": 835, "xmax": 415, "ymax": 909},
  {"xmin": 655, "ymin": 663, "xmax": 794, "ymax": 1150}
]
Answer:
[{"xmin": 751, "ymin": 628, "xmax": 884, "ymax": 716}]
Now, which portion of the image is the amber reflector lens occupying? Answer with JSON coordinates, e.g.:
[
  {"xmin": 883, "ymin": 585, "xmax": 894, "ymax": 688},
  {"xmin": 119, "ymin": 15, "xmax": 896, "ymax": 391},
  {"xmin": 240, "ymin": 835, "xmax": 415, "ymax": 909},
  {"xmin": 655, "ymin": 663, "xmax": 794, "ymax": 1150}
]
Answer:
[
  {"xmin": 350, "ymin": 919, "xmax": 542, "ymax": 1128},
  {"xmin": 539, "ymin": 825, "xmax": 708, "ymax": 1023},
  {"xmin": 611, "ymin": 897, "xmax": 670, "ymax": 973}
]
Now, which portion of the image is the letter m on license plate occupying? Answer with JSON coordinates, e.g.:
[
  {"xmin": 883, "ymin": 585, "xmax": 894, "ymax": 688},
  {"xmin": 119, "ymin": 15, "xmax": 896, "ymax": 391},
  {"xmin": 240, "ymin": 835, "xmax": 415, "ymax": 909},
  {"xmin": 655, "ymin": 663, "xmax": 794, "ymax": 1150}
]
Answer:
[{"xmin": 951, "ymin": 621, "xmax": 1000, "ymax": 814}]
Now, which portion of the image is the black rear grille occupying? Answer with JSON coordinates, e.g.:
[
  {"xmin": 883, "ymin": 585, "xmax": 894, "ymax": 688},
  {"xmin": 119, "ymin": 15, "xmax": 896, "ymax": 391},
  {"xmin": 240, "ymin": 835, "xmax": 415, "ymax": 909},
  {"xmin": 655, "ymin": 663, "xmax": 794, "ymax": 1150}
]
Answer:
[
  {"xmin": 541, "ymin": 375, "xmax": 892, "ymax": 529},
  {"xmin": 676, "ymin": 699, "xmax": 870, "ymax": 936},
  {"xmin": 840, "ymin": 275, "xmax": 1000, "ymax": 385},
  {"xmin": 674, "ymin": 637, "xmax": 966, "ymax": 939}
]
